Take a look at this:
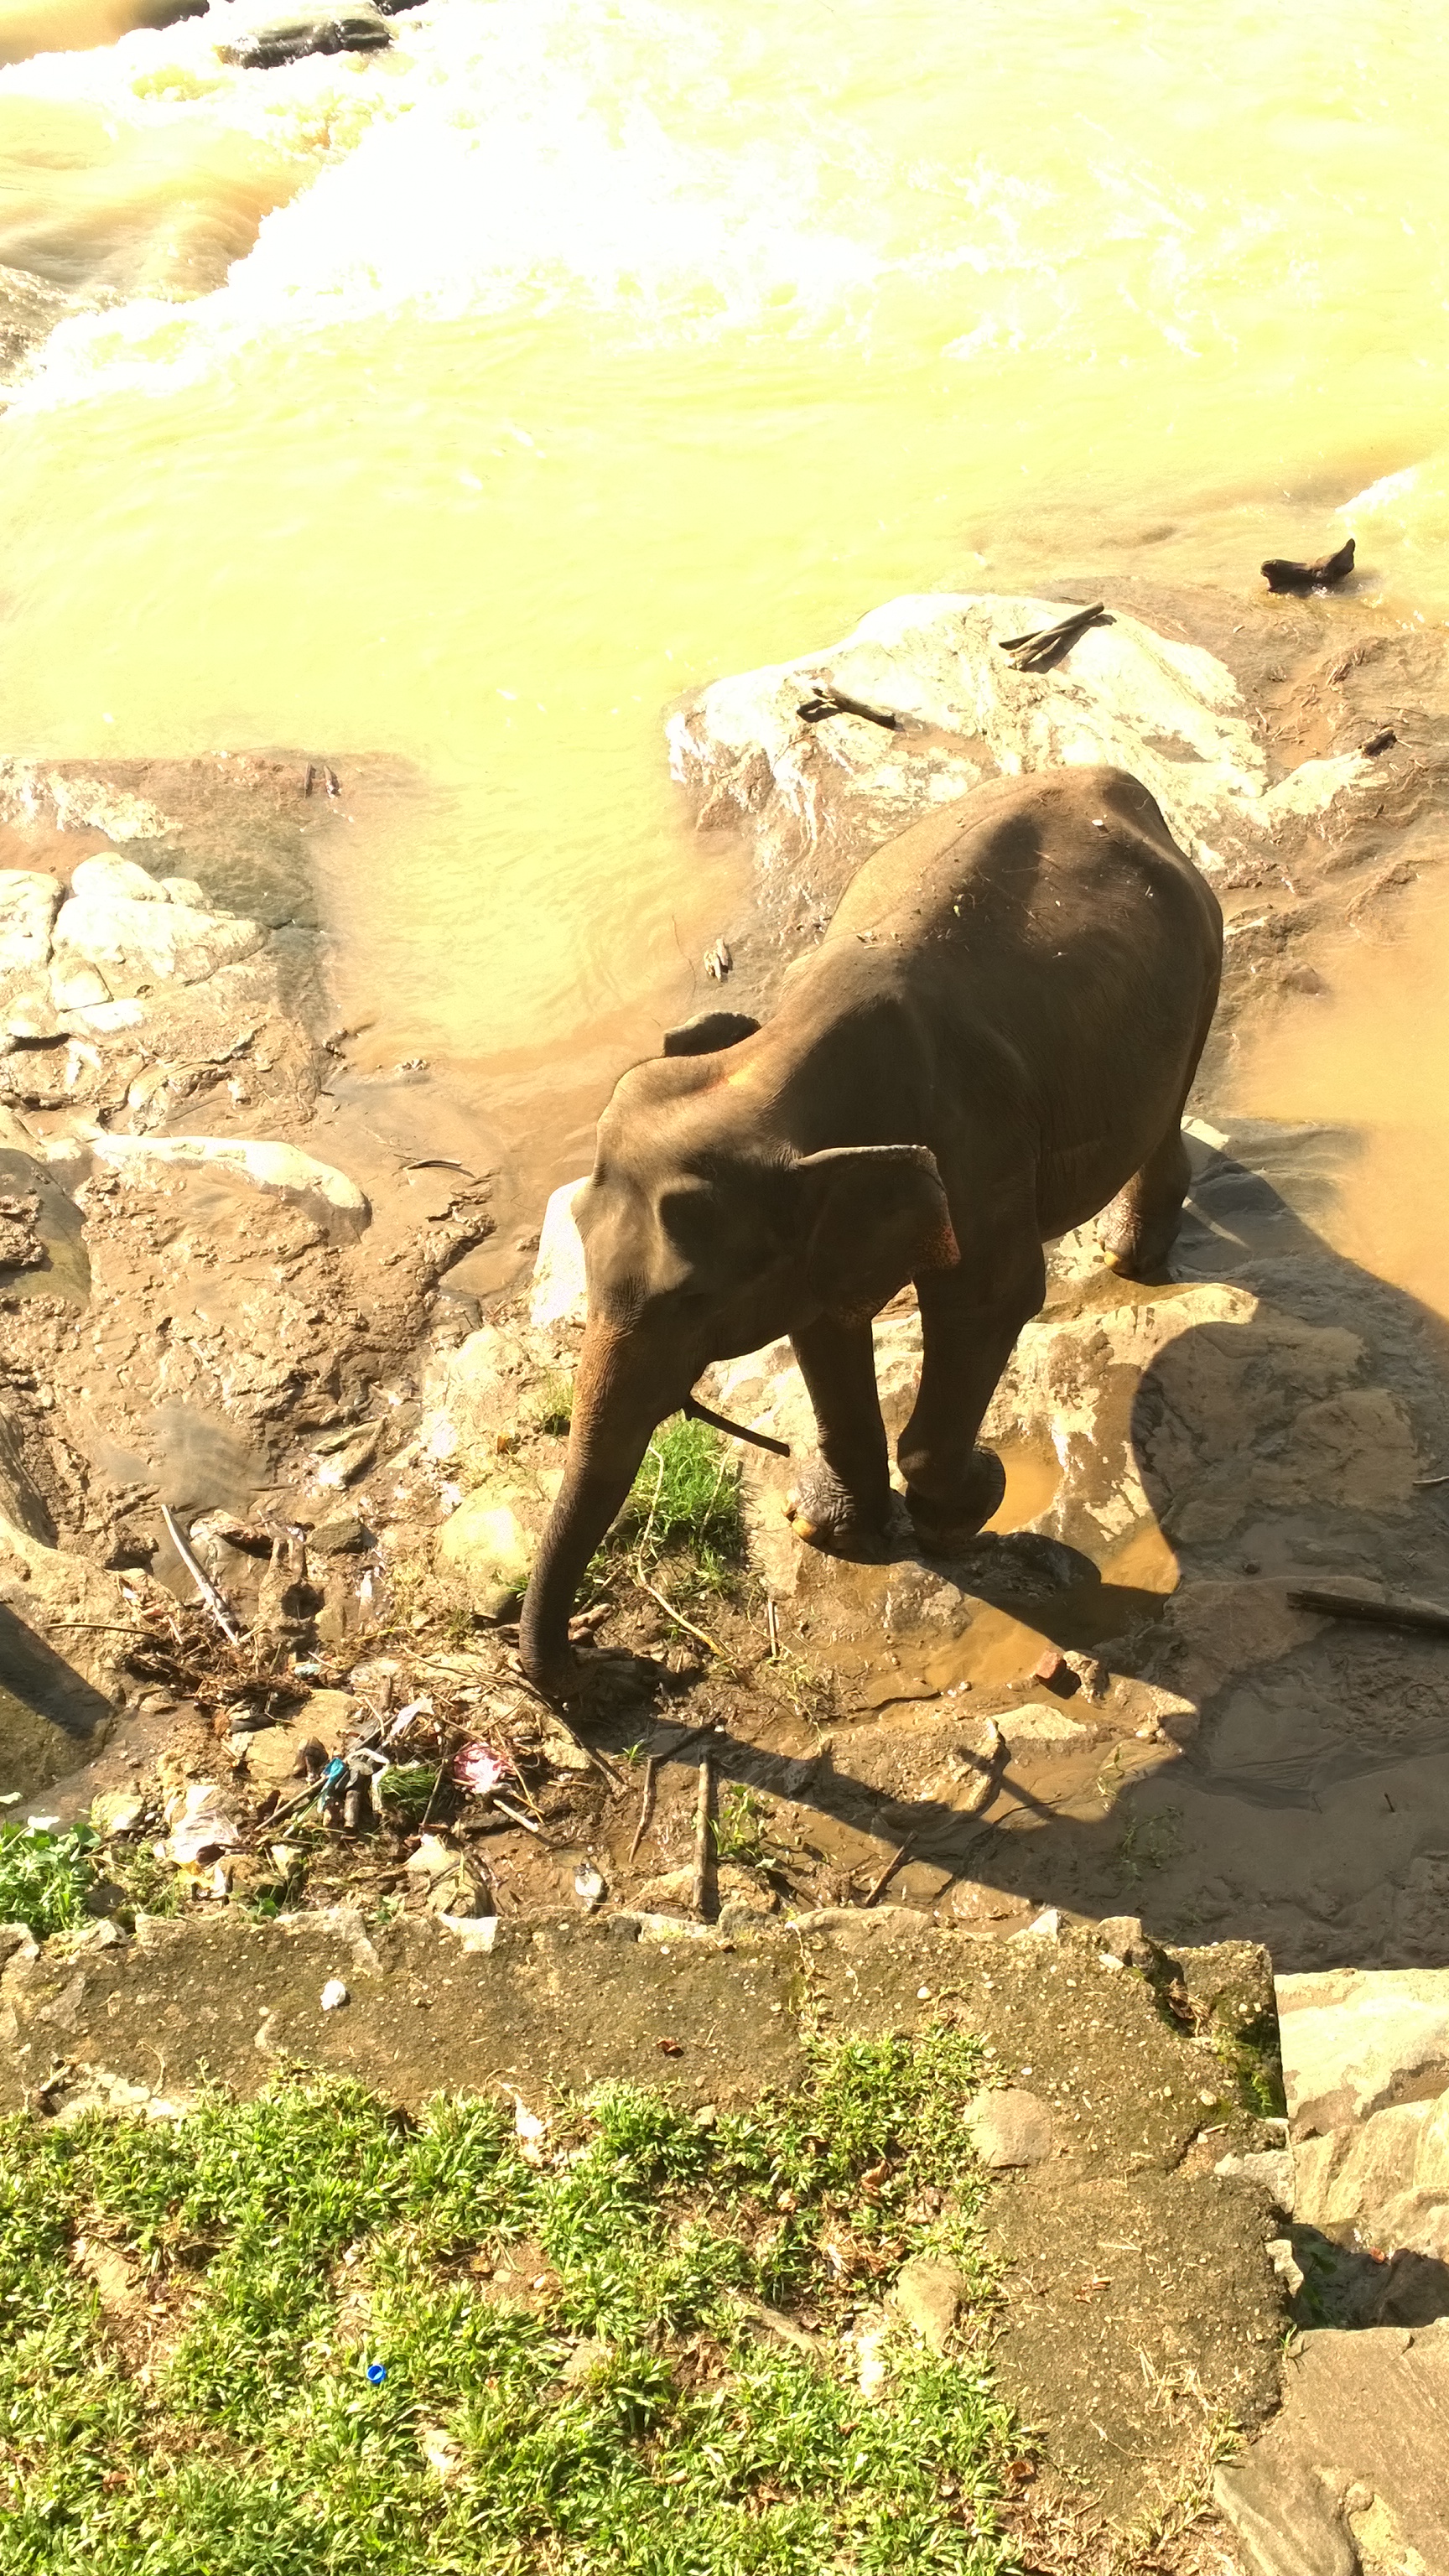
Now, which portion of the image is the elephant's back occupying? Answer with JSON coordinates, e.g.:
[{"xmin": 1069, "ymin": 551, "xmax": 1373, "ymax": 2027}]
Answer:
[{"xmin": 826, "ymin": 766, "xmax": 1218, "ymax": 998}]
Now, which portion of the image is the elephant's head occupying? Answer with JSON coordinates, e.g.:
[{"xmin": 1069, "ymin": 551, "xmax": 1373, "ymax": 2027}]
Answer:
[{"xmin": 518, "ymin": 1020, "xmax": 958, "ymax": 1691}]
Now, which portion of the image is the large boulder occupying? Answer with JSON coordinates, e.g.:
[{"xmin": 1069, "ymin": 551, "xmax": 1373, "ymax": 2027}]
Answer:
[
  {"xmin": 1277, "ymin": 1969, "xmax": 1449, "ymax": 2135},
  {"xmin": 667, "ymin": 593, "xmax": 1372, "ymax": 917},
  {"xmin": 0, "ymin": 872, "xmax": 61, "ymax": 1031},
  {"xmin": 50, "ymin": 856, "xmax": 265, "ymax": 1005}
]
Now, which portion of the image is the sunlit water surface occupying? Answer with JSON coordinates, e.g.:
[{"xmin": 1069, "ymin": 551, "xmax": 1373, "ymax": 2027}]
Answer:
[{"xmin": 3, "ymin": 0, "xmax": 1448, "ymax": 1246}]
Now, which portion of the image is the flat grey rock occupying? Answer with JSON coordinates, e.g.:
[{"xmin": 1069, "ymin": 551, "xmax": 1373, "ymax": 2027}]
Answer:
[
  {"xmin": 1276, "ymin": 1968, "xmax": 1449, "ymax": 2134},
  {"xmin": 1214, "ymin": 2324, "xmax": 1449, "ymax": 2576},
  {"xmin": 964, "ymin": 2086, "xmax": 1054, "ymax": 2168},
  {"xmin": 889, "ymin": 2256, "xmax": 966, "ymax": 2352}
]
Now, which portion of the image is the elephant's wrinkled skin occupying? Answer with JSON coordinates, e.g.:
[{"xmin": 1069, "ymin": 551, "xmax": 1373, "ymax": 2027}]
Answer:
[{"xmin": 519, "ymin": 766, "xmax": 1222, "ymax": 1694}]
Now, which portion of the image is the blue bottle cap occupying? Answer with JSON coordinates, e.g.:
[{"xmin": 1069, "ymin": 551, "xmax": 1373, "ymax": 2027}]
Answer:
[{"xmin": 366, "ymin": 2362, "xmax": 387, "ymax": 2386}]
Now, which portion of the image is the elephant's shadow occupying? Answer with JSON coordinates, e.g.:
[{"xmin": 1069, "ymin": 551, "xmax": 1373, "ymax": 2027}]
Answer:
[{"xmin": 588, "ymin": 1121, "xmax": 1449, "ymax": 1971}]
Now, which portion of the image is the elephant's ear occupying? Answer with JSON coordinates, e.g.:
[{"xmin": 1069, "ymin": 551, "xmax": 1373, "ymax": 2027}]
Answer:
[
  {"xmin": 796, "ymin": 1144, "xmax": 959, "ymax": 1315},
  {"xmin": 662, "ymin": 1011, "xmax": 761, "ymax": 1057}
]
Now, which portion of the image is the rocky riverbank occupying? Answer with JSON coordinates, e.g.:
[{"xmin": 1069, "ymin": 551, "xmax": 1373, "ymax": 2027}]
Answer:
[{"xmin": 4, "ymin": 581, "xmax": 1449, "ymax": 2564}]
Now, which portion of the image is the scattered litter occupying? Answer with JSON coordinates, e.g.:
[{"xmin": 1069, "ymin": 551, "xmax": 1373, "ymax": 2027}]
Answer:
[
  {"xmin": 384, "ymin": 1699, "xmax": 434, "ymax": 1742},
  {"xmin": 320, "ymin": 1978, "xmax": 350, "ymax": 2011},
  {"xmin": 574, "ymin": 1861, "xmax": 606, "ymax": 1909},
  {"xmin": 657, "ymin": 2037, "xmax": 683, "ymax": 2056},
  {"xmin": 437, "ymin": 1913, "xmax": 499, "ymax": 1952},
  {"xmin": 512, "ymin": 2096, "xmax": 546, "ymax": 2162},
  {"xmin": 1362, "ymin": 727, "xmax": 1397, "ymax": 757},
  {"xmin": 0, "ymin": 1792, "xmax": 20, "ymax": 1806},
  {"xmin": 164, "ymin": 1783, "xmax": 241, "ymax": 1866},
  {"xmin": 366, "ymin": 2360, "xmax": 387, "ymax": 2386},
  {"xmin": 419, "ymin": 2425, "xmax": 463, "ymax": 2480},
  {"xmin": 450, "ymin": 1741, "xmax": 512, "ymax": 1795}
]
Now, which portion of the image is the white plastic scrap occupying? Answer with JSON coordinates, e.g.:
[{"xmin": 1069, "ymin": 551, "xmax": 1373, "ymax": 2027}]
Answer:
[
  {"xmin": 319, "ymin": 1978, "xmax": 350, "ymax": 2011},
  {"xmin": 164, "ymin": 1782, "xmax": 241, "ymax": 1866}
]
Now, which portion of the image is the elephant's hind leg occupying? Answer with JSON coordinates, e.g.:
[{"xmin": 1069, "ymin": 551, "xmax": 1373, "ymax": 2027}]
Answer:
[{"xmin": 1098, "ymin": 1121, "xmax": 1192, "ymax": 1280}]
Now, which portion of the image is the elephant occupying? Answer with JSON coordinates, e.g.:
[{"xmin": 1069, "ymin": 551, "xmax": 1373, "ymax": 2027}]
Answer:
[{"xmin": 519, "ymin": 764, "xmax": 1223, "ymax": 1696}]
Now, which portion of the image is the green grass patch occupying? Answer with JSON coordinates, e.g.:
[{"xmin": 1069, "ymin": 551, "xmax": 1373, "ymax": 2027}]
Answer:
[
  {"xmin": 0, "ymin": 2030, "xmax": 1014, "ymax": 2574},
  {"xmin": 0, "ymin": 1820, "xmax": 99, "ymax": 1940},
  {"xmin": 605, "ymin": 1414, "xmax": 746, "ymax": 1598}
]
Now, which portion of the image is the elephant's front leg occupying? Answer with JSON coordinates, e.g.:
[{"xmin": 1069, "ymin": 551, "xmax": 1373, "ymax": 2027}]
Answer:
[
  {"xmin": 784, "ymin": 1314, "xmax": 895, "ymax": 1555},
  {"xmin": 897, "ymin": 1255, "xmax": 1044, "ymax": 1550}
]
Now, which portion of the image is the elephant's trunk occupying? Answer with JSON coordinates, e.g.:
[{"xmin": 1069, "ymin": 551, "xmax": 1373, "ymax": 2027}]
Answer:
[{"xmin": 519, "ymin": 1320, "xmax": 671, "ymax": 1692}]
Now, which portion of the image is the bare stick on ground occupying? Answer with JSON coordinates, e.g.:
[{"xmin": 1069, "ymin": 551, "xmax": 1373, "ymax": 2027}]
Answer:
[
  {"xmin": 864, "ymin": 1838, "xmax": 913, "ymax": 1906},
  {"xmin": 160, "ymin": 1504, "xmax": 242, "ymax": 1647},
  {"xmin": 629, "ymin": 1757, "xmax": 659, "ymax": 1864},
  {"xmin": 1288, "ymin": 1583, "xmax": 1449, "ymax": 1639}
]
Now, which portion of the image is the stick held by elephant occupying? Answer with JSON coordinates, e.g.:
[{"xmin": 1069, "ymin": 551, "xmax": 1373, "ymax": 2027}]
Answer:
[{"xmin": 683, "ymin": 1394, "xmax": 790, "ymax": 1457}]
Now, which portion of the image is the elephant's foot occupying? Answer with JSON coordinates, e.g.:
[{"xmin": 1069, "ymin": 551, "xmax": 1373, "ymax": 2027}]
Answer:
[
  {"xmin": 1098, "ymin": 1139, "xmax": 1190, "ymax": 1281},
  {"xmin": 905, "ymin": 1446, "xmax": 1007, "ymax": 1553},
  {"xmin": 1098, "ymin": 1216, "xmax": 1179, "ymax": 1283},
  {"xmin": 785, "ymin": 1457, "xmax": 894, "ymax": 1559}
]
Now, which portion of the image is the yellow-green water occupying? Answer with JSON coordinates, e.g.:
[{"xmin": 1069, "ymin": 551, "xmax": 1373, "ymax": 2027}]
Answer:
[{"xmin": 2, "ymin": 0, "xmax": 1447, "ymax": 1208}]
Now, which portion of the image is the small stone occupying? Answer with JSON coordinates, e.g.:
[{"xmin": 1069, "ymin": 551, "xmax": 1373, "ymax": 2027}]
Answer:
[
  {"xmin": 558, "ymin": 2337, "xmax": 611, "ymax": 2385},
  {"xmin": 1214, "ymin": 2148, "xmax": 1295, "ymax": 2213},
  {"xmin": 91, "ymin": 1790, "xmax": 146, "ymax": 1839},
  {"xmin": 964, "ymin": 2088, "xmax": 1055, "ymax": 2168},
  {"xmin": 997, "ymin": 1702, "xmax": 1089, "ymax": 1753},
  {"xmin": 437, "ymin": 1913, "xmax": 499, "ymax": 1953},
  {"xmin": 319, "ymin": 1978, "xmax": 350, "ymax": 2010},
  {"xmin": 1031, "ymin": 1646, "xmax": 1071, "ymax": 1691},
  {"xmin": 407, "ymin": 1834, "xmax": 461, "ymax": 1883},
  {"xmin": 434, "ymin": 1490, "xmax": 532, "ymax": 1618},
  {"xmin": 309, "ymin": 1514, "xmax": 371, "ymax": 1557},
  {"xmin": 1012, "ymin": 1907, "xmax": 1062, "ymax": 1943},
  {"xmin": 530, "ymin": 1177, "xmax": 589, "ymax": 1332},
  {"xmin": 239, "ymin": 1726, "xmax": 306, "ymax": 1789},
  {"xmin": 1062, "ymin": 1650, "xmax": 1109, "ymax": 1701},
  {"xmin": 1095, "ymin": 1912, "xmax": 1155, "ymax": 1968},
  {"xmin": 890, "ymin": 2257, "xmax": 967, "ymax": 2352}
]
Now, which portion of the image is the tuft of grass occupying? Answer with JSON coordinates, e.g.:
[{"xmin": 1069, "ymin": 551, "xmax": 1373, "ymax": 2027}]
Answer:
[
  {"xmin": 0, "ymin": 1819, "xmax": 99, "ymax": 1939},
  {"xmin": 533, "ymin": 1372, "xmax": 574, "ymax": 1437},
  {"xmin": 0, "ymin": 2030, "xmax": 1015, "ymax": 2574},
  {"xmin": 377, "ymin": 1763, "xmax": 440, "ymax": 1827},
  {"xmin": 713, "ymin": 1784, "xmax": 771, "ymax": 1870},
  {"xmin": 99, "ymin": 1837, "xmax": 185, "ymax": 1925},
  {"xmin": 609, "ymin": 1411, "xmax": 746, "ymax": 1590}
]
